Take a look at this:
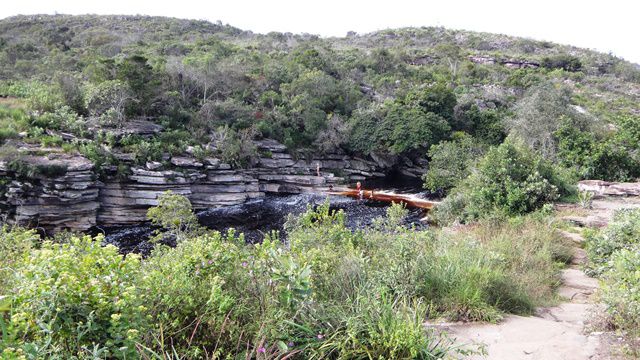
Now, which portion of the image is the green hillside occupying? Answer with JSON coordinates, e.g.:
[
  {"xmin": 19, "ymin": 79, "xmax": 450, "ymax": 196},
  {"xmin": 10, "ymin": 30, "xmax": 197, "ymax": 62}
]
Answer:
[
  {"xmin": 1, "ymin": 14, "xmax": 640, "ymax": 360},
  {"xmin": 0, "ymin": 14, "xmax": 638, "ymax": 176}
]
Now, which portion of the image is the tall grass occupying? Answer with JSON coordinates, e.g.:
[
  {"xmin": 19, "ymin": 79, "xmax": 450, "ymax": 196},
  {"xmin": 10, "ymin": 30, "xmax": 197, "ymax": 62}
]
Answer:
[{"xmin": 1, "ymin": 202, "xmax": 571, "ymax": 359}]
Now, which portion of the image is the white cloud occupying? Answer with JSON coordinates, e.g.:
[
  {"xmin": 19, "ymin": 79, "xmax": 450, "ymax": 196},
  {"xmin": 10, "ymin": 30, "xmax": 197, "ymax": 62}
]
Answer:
[{"xmin": 2, "ymin": 0, "xmax": 638, "ymax": 64}]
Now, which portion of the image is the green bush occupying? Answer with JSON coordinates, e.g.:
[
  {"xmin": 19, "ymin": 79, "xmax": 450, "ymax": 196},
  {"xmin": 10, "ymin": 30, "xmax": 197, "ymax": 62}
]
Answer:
[
  {"xmin": 423, "ymin": 133, "xmax": 485, "ymax": 193},
  {"xmin": 210, "ymin": 126, "xmax": 257, "ymax": 167},
  {"xmin": 7, "ymin": 235, "xmax": 146, "ymax": 359},
  {"xmin": 601, "ymin": 249, "xmax": 640, "ymax": 341},
  {"xmin": 0, "ymin": 226, "xmax": 37, "ymax": 294},
  {"xmin": 453, "ymin": 105, "xmax": 506, "ymax": 145},
  {"xmin": 586, "ymin": 209, "xmax": 640, "ymax": 275},
  {"xmin": 593, "ymin": 211, "xmax": 640, "ymax": 354},
  {"xmin": 24, "ymin": 82, "xmax": 65, "ymax": 113},
  {"xmin": 0, "ymin": 196, "xmax": 570, "ymax": 359},
  {"xmin": 147, "ymin": 191, "xmax": 200, "ymax": 242},
  {"xmin": 0, "ymin": 107, "xmax": 30, "ymax": 145},
  {"xmin": 314, "ymin": 293, "xmax": 448, "ymax": 359},
  {"xmin": 437, "ymin": 139, "xmax": 571, "ymax": 223},
  {"xmin": 554, "ymin": 115, "xmax": 640, "ymax": 181},
  {"xmin": 540, "ymin": 54, "xmax": 582, "ymax": 72},
  {"xmin": 381, "ymin": 85, "xmax": 455, "ymax": 154},
  {"xmin": 139, "ymin": 232, "xmax": 243, "ymax": 358}
]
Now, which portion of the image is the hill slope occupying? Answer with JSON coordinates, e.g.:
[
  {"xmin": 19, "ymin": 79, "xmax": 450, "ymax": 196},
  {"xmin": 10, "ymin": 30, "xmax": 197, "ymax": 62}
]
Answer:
[{"xmin": 0, "ymin": 14, "xmax": 638, "ymax": 183}]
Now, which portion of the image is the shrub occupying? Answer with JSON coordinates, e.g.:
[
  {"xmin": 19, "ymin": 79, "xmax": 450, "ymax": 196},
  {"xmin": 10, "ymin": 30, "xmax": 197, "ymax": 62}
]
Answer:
[
  {"xmin": 508, "ymin": 82, "xmax": 586, "ymax": 159},
  {"xmin": 540, "ymin": 54, "xmax": 582, "ymax": 72},
  {"xmin": 586, "ymin": 209, "xmax": 640, "ymax": 275},
  {"xmin": 438, "ymin": 139, "xmax": 571, "ymax": 223},
  {"xmin": 381, "ymin": 85, "xmax": 455, "ymax": 154},
  {"xmin": 0, "ymin": 226, "xmax": 37, "ymax": 294},
  {"xmin": 210, "ymin": 126, "xmax": 258, "ymax": 167},
  {"xmin": 453, "ymin": 105, "xmax": 506, "ymax": 145},
  {"xmin": 83, "ymin": 80, "xmax": 133, "ymax": 126},
  {"xmin": 139, "ymin": 232, "xmax": 244, "ymax": 358},
  {"xmin": 0, "ymin": 107, "xmax": 30, "ymax": 145},
  {"xmin": 30, "ymin": 106, "xmax": 82, "ymax": 135},
  {"xmin": 423, "ymin": 133, "xmax": 485, "ymax": 193},
  {"xmin": 593, "ymin": 210, "xmax": 640, "ymax": 354},
  {"xmin": 467, "ymin": 146, "xmax": 556, "ymax": 216},
  {"xmin": 24, "ymin": 82, "xmax": 65, "ymax": 113},
  {"xmin": 6, "ymin": 159, "xmax": 68, "ymax": 179},
  {"xmin": 0, "ymin": 195, "xmax": 570, "ymax": 359},
  {"xmin": 601, "ymin": 249, "xmax": 640, "ymax": 344},
  {"xmin": 554, "ymin": 115, "xmax": 640, "ymax": 181},
  {"xmin": 147, "ymin": 191, "xmax": 200, "ymax": 242},
  {"xmin": 8, "ymin": 235, "xmax": 146, "ymax": 359},
  {"xmin": 314, "ymin": 293, "xmax": 449, "ymax": 359}
]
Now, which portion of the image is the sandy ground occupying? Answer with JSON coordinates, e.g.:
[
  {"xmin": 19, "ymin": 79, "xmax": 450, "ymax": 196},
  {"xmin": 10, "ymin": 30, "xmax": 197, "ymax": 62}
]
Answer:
[{"xmin": 438, "ymin": 196, "xmax": 640, "ymax": 360}]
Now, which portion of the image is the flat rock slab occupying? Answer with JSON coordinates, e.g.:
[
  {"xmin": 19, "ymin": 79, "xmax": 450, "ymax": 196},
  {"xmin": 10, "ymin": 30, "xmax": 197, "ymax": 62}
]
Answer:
[
  {"xmin": 449, "ymin": 313, "xmax": 602, "ymax": 360},
  {"xmin": 558, "ymin": 268, "xmax": 599, "ymax": 301},
  {"xmin": 445, "ymin": 266, "xmax": 604, "ymax": 359},
  {"xmin": 557, "ymin": 230, "xmax": 585, "ymax": 244},
  {"xmin": 570, "ymin": 248, "xmax": 588, "ymax": 266}
]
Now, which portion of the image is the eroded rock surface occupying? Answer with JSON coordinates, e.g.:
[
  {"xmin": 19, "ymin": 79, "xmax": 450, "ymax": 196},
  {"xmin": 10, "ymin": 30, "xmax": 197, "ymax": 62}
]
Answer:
[
  {"xmin": 0, "ymin": 154, "xmax": 100, "ymax": 232},
  {"xmin": 1, "ymin": 139, "xmax": 426, "ymax": 232}
]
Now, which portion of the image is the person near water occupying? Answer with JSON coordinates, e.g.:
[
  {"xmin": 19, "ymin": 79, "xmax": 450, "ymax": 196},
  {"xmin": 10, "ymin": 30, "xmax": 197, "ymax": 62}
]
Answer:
[
  {"xmin": 316, "ymin": 162, "xmax": 321, "ymax": 177},
  {"xmin": 356, "ymin": 181, "xmax": 363, "ymax": 200}
]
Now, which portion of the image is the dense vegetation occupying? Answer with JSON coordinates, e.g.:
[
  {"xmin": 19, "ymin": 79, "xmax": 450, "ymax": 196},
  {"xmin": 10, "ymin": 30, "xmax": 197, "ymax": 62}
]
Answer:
[
  {"xmin": 1, "ymin": 197, "xmax": 572, "ymax": 359},
  {"xmin": 0, "ymin": 14, "xmax": 637, "ymax": 182},
  {"xmin": 0, "ymin": 14, "xmax": 639, "ymax": 359},
  {"xmin": 586, "ymin": 209, "xmax": 640, "ymax": 356}
]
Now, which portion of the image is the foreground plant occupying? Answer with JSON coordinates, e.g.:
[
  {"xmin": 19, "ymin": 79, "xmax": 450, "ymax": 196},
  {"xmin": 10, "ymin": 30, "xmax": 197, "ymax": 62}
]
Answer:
[
  {"xmin": 0, "ymin": 198, "xmax": 570, "ymax": 359},
  {"xmin": 587, "ymin": 209, "xmax": 640, "ymax": 356}
]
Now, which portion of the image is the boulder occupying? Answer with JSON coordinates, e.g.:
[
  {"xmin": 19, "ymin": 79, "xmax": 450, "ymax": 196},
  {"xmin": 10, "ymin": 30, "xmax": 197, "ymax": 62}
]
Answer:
[{"xmin": 171, "ymin": 156, "xmax": 203, "ymax": 168}]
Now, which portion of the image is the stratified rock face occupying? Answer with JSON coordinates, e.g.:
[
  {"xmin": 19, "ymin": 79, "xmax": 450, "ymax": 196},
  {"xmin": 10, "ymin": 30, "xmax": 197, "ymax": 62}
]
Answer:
[
  {"xmin": 0, "ymin": 154, "xmax": 100, "ymax": 233},
  {"xmin": 1, "ymin": 139, "xmax": 426, "ymax": 231}
]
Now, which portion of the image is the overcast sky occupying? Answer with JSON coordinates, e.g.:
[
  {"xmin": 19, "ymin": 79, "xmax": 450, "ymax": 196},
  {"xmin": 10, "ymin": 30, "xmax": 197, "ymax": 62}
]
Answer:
[{"xmin": 2, "ymin": 0, "xmax": 638, "ymax": 64}]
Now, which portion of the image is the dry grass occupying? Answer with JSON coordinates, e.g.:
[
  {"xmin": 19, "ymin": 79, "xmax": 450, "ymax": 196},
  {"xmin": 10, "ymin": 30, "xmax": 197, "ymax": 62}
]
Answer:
[{"xmin": 0, "ymin": 96, "xmax": 25, "ymax": 109}]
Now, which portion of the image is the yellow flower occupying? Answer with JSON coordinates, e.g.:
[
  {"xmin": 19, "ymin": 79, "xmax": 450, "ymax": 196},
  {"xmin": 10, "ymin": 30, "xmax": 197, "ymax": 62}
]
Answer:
[{"xmin": 111, "ymin": 313, "xmax": 122, "ymax": 321}]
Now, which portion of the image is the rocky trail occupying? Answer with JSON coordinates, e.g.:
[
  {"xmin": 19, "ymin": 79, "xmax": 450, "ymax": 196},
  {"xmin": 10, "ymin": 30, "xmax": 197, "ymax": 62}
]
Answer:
[{"xmin": 440, "ymin": 191, "xmax": 640, "ymax": 360}]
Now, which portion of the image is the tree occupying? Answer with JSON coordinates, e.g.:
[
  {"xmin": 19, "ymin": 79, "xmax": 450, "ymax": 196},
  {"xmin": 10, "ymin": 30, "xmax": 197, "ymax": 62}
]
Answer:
[
  {"xmin": 434, "ymin": 43, "xmax": 463, "ymax": 82},
  {"xmin": 116, "ymin": 55, "xmax": 155, "ymax": 115},
  {"xmin": 508, "ymin": 82, "xmax": 587, "ymax": 159},
  {"xmin": 540, "ymin": 54, "xmax": 582, "ymax": 72},
  {"xmin": 423, "ymin": 134, "xmax": 485, "ymax": 193},
  {"xmin": 83, "ymin": 80, "xmax": 134, "ymax": 127},
  {"xmin": 147, "ymin": 191, "xmax": 199, "ymax": 242},
  {"xmin": 55, "ymin": 72, "xmax": 86, "ymax": 115},
  {"xmin": 314, "ymin": 114, "xmax": 350, "ymax": 153},
  {"xmin": 166, "ymin": 56, "xmax": 200, "ymax": 107},
  {"xmin": 380, "ymin": 85, "xmax": 456, "ymax": 154},
  {"xmin": 386, "ymin": 104, "xmax": 450, "ymax": 154},
  {"xmin": 452, "ymin": 103, "xmax": 506, "ymax": 145},
  {"xmin": 465, "ymin": 139, "xmax": 564, "ymax": 217}
]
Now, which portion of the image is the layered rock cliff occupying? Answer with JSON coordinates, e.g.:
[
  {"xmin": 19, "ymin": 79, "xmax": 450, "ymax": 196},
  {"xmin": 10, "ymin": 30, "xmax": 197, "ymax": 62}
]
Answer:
[{"xmin": 0, "ymin": 139, "xmax": 425, "ymax": 233}]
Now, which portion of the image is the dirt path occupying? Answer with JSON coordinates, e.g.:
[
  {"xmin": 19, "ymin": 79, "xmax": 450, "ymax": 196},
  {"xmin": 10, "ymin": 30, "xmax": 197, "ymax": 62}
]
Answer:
[{"xmin": 441, "ymin": 196, "xmax": 640, "ymax": 360}]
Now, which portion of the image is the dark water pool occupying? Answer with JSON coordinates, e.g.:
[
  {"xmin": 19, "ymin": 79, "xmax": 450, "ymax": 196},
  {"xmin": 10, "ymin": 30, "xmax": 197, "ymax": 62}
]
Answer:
[
  {"xmin": 98, "ymin": 192, "xmax": 432, "ymax": 255},
  {"xmin": 95, "ymin": 172, "xmax": 437, "ymax": 255}
]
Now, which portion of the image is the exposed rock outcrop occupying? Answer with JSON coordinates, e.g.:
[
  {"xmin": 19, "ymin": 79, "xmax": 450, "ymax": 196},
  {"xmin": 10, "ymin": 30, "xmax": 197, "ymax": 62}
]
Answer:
[
  {"xmin": 467, "ymin": 55, "xmax": 540, "ymax": 69},
  {"xmin": 578, "ymin": 180, "xmax": 640, "ymax": 197},
  {"xmin": 0, "ymin": 154, "xmax": 100, "ymax": 232},
  {"xmin": 1, "ymin": 139, "xmax": 425, "ymax": 231}
]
